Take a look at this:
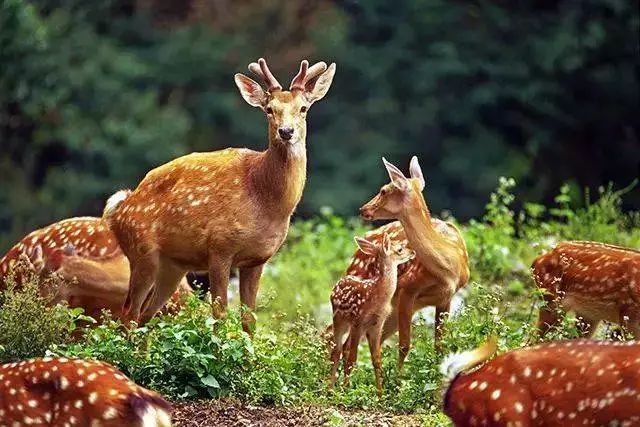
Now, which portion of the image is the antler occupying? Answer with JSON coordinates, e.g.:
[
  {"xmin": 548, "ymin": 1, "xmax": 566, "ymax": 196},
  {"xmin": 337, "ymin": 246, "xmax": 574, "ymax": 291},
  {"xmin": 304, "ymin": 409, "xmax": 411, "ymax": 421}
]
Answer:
[
  {"xmin": 290, "ymin": 59, "xmax": 328, "ymax": 91},
  {"xmin": 248, "ymin": 58, "xmax": 282, "ymax": 92}
]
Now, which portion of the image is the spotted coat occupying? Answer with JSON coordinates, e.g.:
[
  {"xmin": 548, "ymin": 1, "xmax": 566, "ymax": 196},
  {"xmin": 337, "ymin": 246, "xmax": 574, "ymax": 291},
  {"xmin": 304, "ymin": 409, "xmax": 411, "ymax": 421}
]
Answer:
[
  {"xmin": 443, "ymin": 339, "xmax": 640, "ymax": 426},
  {"xmin": 0, "ymin": 357, "xmax": 171, "ymax": 426},
  {"xmin": 533, "ymin": 241, "xmax": 640, "ymax": 338},
  {"xmin": 0, "ymin": 217, "xmax": 191, "ymax": 320}
]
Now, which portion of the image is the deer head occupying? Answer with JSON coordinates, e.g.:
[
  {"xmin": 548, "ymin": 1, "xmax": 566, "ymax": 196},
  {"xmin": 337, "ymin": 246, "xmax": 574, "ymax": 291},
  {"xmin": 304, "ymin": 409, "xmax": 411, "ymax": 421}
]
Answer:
[
  {"xmin": 354, "ymin": 233, "xmax": 415, "ymax": 267},
  {"xmin": 234, "ymin": 58, "xmax": 336, "ymax": 151},
  {"xmin": 360, "ymin": 156, "xmax": 426, "ymax": 220}
]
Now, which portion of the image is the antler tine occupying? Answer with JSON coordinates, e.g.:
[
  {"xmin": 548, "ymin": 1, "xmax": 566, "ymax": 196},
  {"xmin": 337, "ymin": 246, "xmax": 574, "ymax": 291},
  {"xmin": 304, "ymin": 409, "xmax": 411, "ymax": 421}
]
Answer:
[
  {"xmin": 290, "ymin": 60, "xmax": 328, "ymax": 91},
  {"xmin": 248, "ymin": 58, "xmax": 282, "ymax": 92}
]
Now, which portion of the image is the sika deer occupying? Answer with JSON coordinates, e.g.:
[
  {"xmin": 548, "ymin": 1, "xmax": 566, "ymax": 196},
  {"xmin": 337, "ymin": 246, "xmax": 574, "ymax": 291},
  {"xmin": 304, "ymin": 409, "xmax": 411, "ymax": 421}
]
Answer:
[
  {"xmin": 0, "ymin": 357, "xmax": 171, "ymax": 426},
  {"xmin": 0, "ymin": 217, "xmax": 192, "ymax": 320},
  {"xmin": 360, "ymin": 157, "xmax": 469, "ymax": 368},
  {"xmin": 330, "ymin": 233, "xmax": 415, "ymax": 396},
  {"xmin": 533, "ymin": 241, "xmax": 640, "ymax": 339},
  {"xmin": 103, "ymin": 58, "xmax": 336, "ymax": 331},
  {"xmin": 441, "ymin": 338, "xmax": 640, "ymax": 426}
]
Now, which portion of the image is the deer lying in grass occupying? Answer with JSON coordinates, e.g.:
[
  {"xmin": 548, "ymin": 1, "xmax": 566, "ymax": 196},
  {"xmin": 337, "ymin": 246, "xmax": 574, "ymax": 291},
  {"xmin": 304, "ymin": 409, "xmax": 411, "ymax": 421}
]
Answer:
[
  {"xmin": 0, "ymin": 217, "xmax": 192, "ymax": 320},
  {"xmin": 0, "ymin": 357, "xmax": 171, "ymax": 426},
  {"xmin": 329, "ymin": 233, "xmax": 415, "ymax": 396},
  {"xmin": 441, "ymin": 338, "xmax": 640, "ymax": 426},
  {"xmin": 533, "ymin": 241, "xmax": 640, "ymax": 339},
  {"xmin": 103, "ymin": 58, "xmax": 336, "ymax": 330},
  {"xmin": 359, "ymin": 157, "xmax": 469, "ymax": 368}
]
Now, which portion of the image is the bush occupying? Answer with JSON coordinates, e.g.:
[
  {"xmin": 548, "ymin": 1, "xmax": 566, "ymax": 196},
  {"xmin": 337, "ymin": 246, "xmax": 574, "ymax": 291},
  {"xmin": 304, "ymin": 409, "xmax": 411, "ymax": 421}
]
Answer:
[{"xmin": 0, "ymin": 262, "xmax": 84, "ymax": 363}]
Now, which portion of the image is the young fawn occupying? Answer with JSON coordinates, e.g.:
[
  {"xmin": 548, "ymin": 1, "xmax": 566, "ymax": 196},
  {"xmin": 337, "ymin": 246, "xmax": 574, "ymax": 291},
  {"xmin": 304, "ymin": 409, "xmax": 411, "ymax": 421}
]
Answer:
[
  {"xmin": 441, "ymin": 338, "xmax": 640, "ymax": 426},
  {"xmin": 533, "ymin": 241, "xmax": 640, "ymax": 339},
  {"xmin": 103, "ymin": 58, "xmax": 335, "ymax": 330},
  {"xmin": 360, "ymin": 157, "xmax": 469, "ymax": 368},
  {"xmin": 330, "ymin": 233, "xmax": 415, "ymax": 396},
  {"xmin": 0, "ymin": 357, "xmax": 171, "ymax": 426},
  {"xmin": 0, "ymin": 217, "xmax": 192, "ymax": 320}
]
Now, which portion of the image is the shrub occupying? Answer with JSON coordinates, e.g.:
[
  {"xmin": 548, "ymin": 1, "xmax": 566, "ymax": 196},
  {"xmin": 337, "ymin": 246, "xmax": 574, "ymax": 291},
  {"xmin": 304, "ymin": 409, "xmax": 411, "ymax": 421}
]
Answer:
[{"xmin": 0, "ymin": 262, "xmax": 83, "ymax": 363}]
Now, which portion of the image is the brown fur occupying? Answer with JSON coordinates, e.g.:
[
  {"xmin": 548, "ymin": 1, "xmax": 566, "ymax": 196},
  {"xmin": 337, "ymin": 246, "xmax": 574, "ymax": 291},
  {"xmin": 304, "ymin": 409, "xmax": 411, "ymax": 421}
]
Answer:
[
  {"xmin": 533, "ymin": 241, "xmax": 640, "ymax": 339},
  {"xmin": 329, "ymin": 234, "xmax": 414, "ymax": 396},
  {"xmin": 104, "ymin": 59, "xmax": 335, "ymax": 330},
  {"xmin": 443, "ymin": 340, "xmax": 640, "ymax": 426},
  {"xmin": 359, "ymin": 157, "xmax": 469, "ymax": 368},
  {"xmin": 0, "ymin": 217, "xmax": 191, "ymax": 321},
  {"xmin": 0, "ymin": 358, "xmax": 171, "ymax": 426}
]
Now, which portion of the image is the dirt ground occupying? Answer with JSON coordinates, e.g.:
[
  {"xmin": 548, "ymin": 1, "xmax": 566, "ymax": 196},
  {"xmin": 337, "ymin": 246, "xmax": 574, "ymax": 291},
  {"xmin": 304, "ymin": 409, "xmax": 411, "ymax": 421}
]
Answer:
[{"xmin": 172, "ymin": 398, "xmax": 426, "ymax": 427}]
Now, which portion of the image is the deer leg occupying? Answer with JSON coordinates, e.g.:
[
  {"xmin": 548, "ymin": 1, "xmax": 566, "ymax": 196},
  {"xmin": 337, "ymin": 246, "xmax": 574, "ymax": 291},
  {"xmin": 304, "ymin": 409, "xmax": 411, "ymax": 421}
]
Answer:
[
  {"xmin": 434, "ymin": 302, "xmax": 450, "ymax": 353},
  {"xmin": 208, "ymin": 256, "xmax": 231, "ymax": 319},
  {"xmin": 381, "ymin": 303, "xmax": 399, "ymax": 342},
  {"xmin": 239, "ymin": 263, "xmax": 265, "ymax": 334},
  {"xmin": 329, "ymin": 316, "xmax": 348, "ymax": 389},
  {"xmin": 537, "ymin": 297, "xmax": 561, "ymax": 338},
  {"xmin": 139, "ymin": 261, "xmax": 186, "ymax": 323},
  {"xmin": 123, "ymin": 253, "xmax": 159, "ymax": 323},
  {"xmin": 367, "ymin": 321, "xmax": 384, "ymax": 398},
  {"xmin": 397, "ymin": 289, "xmax": 416, "ymax": 372},
  {"xmin": 342, "ymin": 326, "xmax": 362, "ymax": 388}
]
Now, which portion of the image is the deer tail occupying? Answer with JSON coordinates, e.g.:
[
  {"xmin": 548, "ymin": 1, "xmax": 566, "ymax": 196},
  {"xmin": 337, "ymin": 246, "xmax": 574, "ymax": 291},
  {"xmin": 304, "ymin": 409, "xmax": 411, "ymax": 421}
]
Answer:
[
  {"xmin": 439, "ymin": 336, "xmax": 497, "ymax": 393},
  {"xmin": 128, "ymin": 391, "xmax": 172, "ymax": 427},
  {"xmin": 103, "ymin": 189, "xmax": 131, "ymax": 220}
]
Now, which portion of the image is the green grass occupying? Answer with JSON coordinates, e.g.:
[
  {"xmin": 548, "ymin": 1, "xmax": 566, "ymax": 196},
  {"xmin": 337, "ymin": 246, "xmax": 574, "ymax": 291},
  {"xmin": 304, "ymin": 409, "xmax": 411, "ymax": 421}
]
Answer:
[{"xmin": 2, "ymin": 178, "xmax": 639, "ymax": 425}]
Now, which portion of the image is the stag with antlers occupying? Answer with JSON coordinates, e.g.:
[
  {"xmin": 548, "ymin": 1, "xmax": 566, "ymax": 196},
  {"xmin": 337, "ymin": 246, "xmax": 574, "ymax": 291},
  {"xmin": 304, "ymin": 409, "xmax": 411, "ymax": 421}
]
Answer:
[{"xmin": 103, "ymin": 58, "xmax": 336, "ymax": 331}]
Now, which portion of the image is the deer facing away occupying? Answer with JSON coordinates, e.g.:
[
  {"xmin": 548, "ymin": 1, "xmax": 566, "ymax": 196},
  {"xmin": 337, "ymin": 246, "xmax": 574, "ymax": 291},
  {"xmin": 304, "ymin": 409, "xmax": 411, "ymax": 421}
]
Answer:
[
  {"xmin": 359, "ymin": 157, "xmax": 470, "ymax": 368},
  {"xmin": 441, "ymin": 338, "xmax": 640, "ymax": 426},
  {"xmin": 103, "ymin": 58, "xmax": 336, "ymax": 330},
  {"xmin": 0, "ymin": 217, "xmax": 192, "ymax": 320},
  {"xmin": 533, "ymin": 240, "xmax": 640, "ymax": 339},
  {"xmin": 0, "ymin": 357, "xmax": 171, "ymax": 426},
  {"xmin": 329, "ymin": 233, "xmax": 415, "ymax": 396}
]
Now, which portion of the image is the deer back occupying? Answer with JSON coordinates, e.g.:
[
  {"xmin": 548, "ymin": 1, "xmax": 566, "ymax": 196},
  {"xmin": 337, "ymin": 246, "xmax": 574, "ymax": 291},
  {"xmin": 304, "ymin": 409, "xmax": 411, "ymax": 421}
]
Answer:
[
  {"xmin": 532, "ymin": 241, "xmax": 640, "ymax": 305},
  {"xmin": 0, "ymin": 357, "xmax": 171, "ymax": 426},
  {"xmin": 443, "ymin": 340, "xmax": 640, "ymax": 426}
]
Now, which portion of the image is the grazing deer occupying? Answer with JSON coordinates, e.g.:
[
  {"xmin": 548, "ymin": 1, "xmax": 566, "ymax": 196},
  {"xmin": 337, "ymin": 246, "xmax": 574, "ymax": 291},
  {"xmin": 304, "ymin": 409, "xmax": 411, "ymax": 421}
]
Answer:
[
  {"xmin": 441, "ymin": 338, "xmax": 640, "ymax": 426},
  {"xmin": 533, "ymin": 241, "xmax": 640, "ymax": 339},
  {"xmin": 329, "ymin": 233, "xmax": 415, "ymax": 396},
  {"xmin": 359, "ymin": 157, "xmax": 469, "ymax": 368},
  {"xmin": 103, "ymin": 58, "xmax": 336, "ymax": 330},
  {"xmin": 0, "ymin": 217, "xmax": 192, "ymax": 320},
  {"xmin": 0, "ymin": 357, "xmax": 171, "ymax": 426}
]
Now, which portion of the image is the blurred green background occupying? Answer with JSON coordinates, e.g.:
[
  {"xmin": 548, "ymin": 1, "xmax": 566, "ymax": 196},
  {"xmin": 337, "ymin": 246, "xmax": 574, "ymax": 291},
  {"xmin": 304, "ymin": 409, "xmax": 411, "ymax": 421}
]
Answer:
[{"xmin": 1, "ymin": 0, "xmax": 638, "ymax": 252}]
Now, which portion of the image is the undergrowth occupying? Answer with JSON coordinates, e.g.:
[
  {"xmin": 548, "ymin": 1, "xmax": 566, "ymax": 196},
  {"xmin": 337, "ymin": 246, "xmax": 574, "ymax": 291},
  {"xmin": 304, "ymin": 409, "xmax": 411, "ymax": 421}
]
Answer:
[{"xmin": 1, "ymin": 179, "xmax": 639, "ymax": 425}]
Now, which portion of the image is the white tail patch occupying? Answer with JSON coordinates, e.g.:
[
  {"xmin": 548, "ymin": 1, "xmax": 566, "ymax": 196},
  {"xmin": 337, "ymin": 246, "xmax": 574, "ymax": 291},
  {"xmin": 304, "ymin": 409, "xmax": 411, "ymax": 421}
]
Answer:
[
  {"xmin": 140, "ymin": 404, "xmax": 172, "ymax": 427},
  {"xmin": 440, "ymin": 337, "xmax": 497, "ymax": 395},
  {"xmin": 103, "ymin": 190, "xmax": 131, "ymax": 219}
]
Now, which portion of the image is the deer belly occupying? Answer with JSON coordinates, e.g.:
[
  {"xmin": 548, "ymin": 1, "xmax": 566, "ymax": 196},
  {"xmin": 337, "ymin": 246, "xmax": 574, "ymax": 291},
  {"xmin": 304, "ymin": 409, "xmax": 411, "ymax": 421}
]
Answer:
[
  {"xmin": 562, "ymin": 293, "xmax": 621, "ymax": 322},
  {"xmin": 233, "ymin": 229, "xmax": 287, "ymax": 267}
]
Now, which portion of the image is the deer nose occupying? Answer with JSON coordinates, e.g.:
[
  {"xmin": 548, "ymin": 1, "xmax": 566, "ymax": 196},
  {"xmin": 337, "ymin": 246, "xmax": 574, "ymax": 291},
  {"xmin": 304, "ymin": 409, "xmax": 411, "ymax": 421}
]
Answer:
[
  {"xmin": 359, "ymin": 206, "xmax": 373, "ymax": 220},
  {"xmin": 278, "ymin": 127, "xmax": 294, "ymax": 140}
]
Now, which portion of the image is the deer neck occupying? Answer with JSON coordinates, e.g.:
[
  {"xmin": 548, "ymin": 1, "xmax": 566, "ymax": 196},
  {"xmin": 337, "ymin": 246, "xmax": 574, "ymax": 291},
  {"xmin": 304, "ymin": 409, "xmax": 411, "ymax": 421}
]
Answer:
[
  {"xmin": 377, "ymin": 257, "xmax": 398, "ymax": 293},
  {"xmin": 250, "ymin": 137, "xmax": 307, "ymax": 218},
  {"xmin": 399, "ymin": 185, "xmax": 458, "ymax": 278}
]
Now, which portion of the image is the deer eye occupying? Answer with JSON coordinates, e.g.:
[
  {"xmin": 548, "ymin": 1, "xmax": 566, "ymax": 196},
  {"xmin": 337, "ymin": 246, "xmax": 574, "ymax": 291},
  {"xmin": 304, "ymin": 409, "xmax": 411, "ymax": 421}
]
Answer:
[
  {"xmin": 300, "ymin": 106, "xmax": 307, "ymax": 113},
  {"xmin": 265, "ymin": 107, "xmax": 273, "ymax": 115}
]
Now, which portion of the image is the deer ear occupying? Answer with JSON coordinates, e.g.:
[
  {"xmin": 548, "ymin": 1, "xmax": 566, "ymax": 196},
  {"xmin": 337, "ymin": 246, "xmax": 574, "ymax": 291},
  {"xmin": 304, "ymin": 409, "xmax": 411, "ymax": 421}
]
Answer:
[
  {"xmin": 382, "ymin": 157, "xmax": 407, "ymax": 188},
  {"xmin": 305, "ymin": 63, "xmax": 336, "ymax": 104},
  {"xmin": 409, "ymin": 156, "xmax": 425, "ymax": 191},
  {"xmin": 354, "ymin": 237, "xmax": 378, "ymax": 256},
  {"xmin": 234, "ymin": 74, "xmax": 267, "ymax": 108}
]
